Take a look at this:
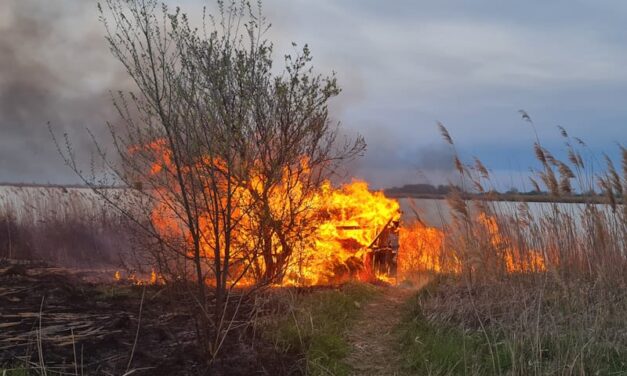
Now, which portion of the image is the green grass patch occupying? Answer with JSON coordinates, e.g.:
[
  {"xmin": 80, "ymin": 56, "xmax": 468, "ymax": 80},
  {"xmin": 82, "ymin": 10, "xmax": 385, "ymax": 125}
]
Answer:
[
  {"xmin": 0, "ymin": 365, "xmax": 54, "ymax": 376},
  {"xmin": 397, "ymin": 279, "xmax": 511, "ymax": 375},
  {"xmin": 397, "ymin": 277, "xmax": 627, "ymax": 375},
  {"xmin": 93, "ymin": 285, "xmax": 134, "ymax": 300},
  {"xmin": 270, "ymin": 282, "xmax": 380, "ymax": 376}
]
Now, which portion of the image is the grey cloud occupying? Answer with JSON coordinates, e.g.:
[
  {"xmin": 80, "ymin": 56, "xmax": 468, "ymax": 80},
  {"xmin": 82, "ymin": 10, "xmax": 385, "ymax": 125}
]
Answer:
[{"xmin": 1, "ymin": 0, "xmax": 625, "ymax": 188}]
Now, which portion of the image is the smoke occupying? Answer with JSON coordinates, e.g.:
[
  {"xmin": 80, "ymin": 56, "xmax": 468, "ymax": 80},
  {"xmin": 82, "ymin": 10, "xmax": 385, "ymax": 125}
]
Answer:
[
  {"xmin": 348, "ymin": 132, "xmax": 456, "ymax": 189},
  {"xmin": 413, "ymin": 144, "xmax": 456, "ymax": 172},
  {"xmin": 0, "ymin": 0, "xmax": 457, "ymax": 189},
  {"xmin": 0, "ymin": 0, "xmax": 128, "ymax": 184}
]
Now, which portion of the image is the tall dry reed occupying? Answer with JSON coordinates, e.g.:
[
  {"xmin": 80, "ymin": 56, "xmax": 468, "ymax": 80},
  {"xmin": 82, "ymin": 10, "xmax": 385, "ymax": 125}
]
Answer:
[
  {"xmin": 406, "ymin": 118, "xmax": 627, "ymax": 374},
  {"xmin": 0, "ymin": 185, "xmax": 135, "ymax": 266}
]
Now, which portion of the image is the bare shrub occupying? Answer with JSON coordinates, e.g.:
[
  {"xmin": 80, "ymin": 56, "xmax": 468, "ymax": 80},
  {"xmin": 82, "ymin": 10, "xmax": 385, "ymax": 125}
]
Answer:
[{"xmin": 52, "ymin": 0, "xmax": 363, "ymax": 362}]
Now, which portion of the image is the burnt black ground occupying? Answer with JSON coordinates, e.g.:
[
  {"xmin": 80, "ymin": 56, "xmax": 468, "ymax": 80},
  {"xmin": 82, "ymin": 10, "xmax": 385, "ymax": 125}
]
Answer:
[{"xmin": 0, "ymin": 260, "xmax": 296, "ymax": 375}]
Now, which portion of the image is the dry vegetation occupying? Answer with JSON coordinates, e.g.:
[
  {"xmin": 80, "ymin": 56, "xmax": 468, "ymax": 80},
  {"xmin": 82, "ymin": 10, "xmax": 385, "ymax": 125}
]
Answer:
[
  {"xmin": 2, "ymin": 121, "xmax": 625, "ymax": 374},
  {"xmin": 0, "ymin": 186, "xmax": 132, "ymax": 267},
  {"xmin": 397, "ymin": 119, "xmax": 627, "ymax": 375},
  {"xmin": 1, "ymin": 0, "xmax": 625, "ymax": 374}
]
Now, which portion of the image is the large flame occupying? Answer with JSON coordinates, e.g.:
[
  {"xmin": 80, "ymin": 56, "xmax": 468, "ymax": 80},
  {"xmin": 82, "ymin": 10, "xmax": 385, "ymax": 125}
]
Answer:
[
  {"xmin": 289, "ymin": 181, "xmax": 401, "ymax": 285},
  {"xmin": 395, "ymin": 212, "xmax": 547, "ymax": 276},
  {"xmin": 398, "ymin": 221, "xmax": 448, "ymax": 274},
  {"xmin": 136, "ymin": 139, "xmax": 410, "ymax": 286},
  {"xmin": 128, "ymin": 139, "xmax": 545, "ymax": 286}
]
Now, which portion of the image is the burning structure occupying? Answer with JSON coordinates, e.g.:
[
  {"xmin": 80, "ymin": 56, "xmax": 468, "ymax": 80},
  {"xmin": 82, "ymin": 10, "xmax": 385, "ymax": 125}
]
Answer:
[
  {"xmin": 116, "ymin": 135, "xmax": 550, "ymax": 288},
  {"xmin": 291, "ymin": 181, "xmax": 403, "ymax": 285},
  {"xmin": 126, "ymin": 138, "xmax": 547, "ymax": 287},
  {"xmin": 127, "ymin": 137, "xmax": 432, "ymax": 287}
]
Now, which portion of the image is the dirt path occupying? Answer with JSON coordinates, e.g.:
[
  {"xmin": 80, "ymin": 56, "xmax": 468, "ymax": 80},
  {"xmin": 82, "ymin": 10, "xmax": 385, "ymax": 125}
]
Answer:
[{"xmin": 345, "ymin": 277, "xmax": 430, "ymax": 376}]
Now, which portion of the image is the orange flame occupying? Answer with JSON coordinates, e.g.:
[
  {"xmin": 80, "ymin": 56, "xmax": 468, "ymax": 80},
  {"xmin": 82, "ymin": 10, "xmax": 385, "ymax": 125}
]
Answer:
[
  {"xmin": 135, "ymin": 138, "xmax": 411, "ymax": 285},
  {"xmin": 398, "ymin": 221, "xmax": 447, "ymax": 274},
  {"xmin": 286, "ymin": 180, "xmax": 401, "ymax": 285},
  {"xmin": 129, "ymin": 139, "xmax": 546, "ymax": 286},
  {"xmin": 396, "ymin": 213, "xmax": 547, "ymax": 277},
  {"xmin": 477, "ymin": 213, "xmax": 546, "ymax": 273},
  {"xmin": 112, "ymin": 269, "xmax": 161, "ymax": 285}
]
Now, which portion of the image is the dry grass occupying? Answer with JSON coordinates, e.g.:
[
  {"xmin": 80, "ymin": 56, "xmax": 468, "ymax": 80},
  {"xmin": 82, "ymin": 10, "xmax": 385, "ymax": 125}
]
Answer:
[
  {"xmin": 0, "ymin": 186, "xmax": 135, "ymax": 267},
  {"xmin": 402, "ymin": 275, "xmax": 627, "ymax": 374},
  {"xmin": 400, "ymin": 122, "xmax": 627, "ymax": 374}
]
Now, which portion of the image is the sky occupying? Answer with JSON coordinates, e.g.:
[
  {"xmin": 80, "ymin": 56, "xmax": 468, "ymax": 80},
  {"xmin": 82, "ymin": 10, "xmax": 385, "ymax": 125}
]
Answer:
[{"xmin": 0, "ymin": 0, "xmax": 625, "ymax": 190}]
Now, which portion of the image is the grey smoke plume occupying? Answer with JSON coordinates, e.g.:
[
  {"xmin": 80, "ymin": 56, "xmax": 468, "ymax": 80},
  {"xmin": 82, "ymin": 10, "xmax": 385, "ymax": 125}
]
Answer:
[
  {"xmin": 0, "ymin": 0, "xmax": 127, "ymax": 184},
  {"xmin": 349, "ymin": 137, "xmax": 456, "ymax": 189},
  {"xmin": 0, "ymin": 0, "xmax": 473, "ymax": 189}
]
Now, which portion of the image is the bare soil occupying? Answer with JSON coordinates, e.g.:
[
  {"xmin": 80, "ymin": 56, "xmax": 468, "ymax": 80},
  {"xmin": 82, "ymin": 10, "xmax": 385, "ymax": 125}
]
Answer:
[{"xmin": 345, "ymin": 277, "xmax": 430, "ymax": 376}]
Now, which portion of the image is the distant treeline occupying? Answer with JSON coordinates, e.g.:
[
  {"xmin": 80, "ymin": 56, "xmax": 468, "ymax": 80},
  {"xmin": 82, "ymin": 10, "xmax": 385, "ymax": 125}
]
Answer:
[
  {"xmin": 385, "ymin": 184, "xmax": 455, "ymax": 196},
  {"xmin": 384, "ymin": 183, "xmax": 616, "ymax": 204},
  {"xmin": 0, "ymin": 182, "xmax": 617, "ymax": 204}
]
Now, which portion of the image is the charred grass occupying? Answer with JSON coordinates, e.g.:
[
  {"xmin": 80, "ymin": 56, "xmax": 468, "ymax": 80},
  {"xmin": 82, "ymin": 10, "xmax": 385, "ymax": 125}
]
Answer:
[
  {"xmin": 0, "ymin": 260, "xmax": 381, "ymax": 375},
  {"xmin": 0, "ymin": 261, "xmax": 303, "ymax": 375}
]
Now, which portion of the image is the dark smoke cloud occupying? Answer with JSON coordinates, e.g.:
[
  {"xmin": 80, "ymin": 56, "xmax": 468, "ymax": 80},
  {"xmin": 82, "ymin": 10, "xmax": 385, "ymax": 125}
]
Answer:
[
  {"xmin": 348, "ymin": 132, "xmax": 456, "ymax": 189},
  {"xmin": 4, "ymin": 0, "xmax": 622, "ymax": 189},
  {"xmin": 0, "ymin": 0, "xmax": 128, "ymax": 184}
]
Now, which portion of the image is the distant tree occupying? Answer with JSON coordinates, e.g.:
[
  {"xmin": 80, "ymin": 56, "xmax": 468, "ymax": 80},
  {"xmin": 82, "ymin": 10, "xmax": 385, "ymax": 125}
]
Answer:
[{"xmin": 436, "ymin": 184, "xmax": 451, "ymax": 195}]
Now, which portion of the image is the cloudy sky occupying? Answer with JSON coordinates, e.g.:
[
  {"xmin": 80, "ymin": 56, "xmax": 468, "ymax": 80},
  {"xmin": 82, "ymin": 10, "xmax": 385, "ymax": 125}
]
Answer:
[{"xmin": 1, "ymin": 0, "xmax": 625, "ymax": 189}]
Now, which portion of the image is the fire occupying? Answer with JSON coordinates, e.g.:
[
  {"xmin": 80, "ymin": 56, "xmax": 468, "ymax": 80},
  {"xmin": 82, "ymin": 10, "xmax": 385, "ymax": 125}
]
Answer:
[
  {"xmin": 130, "ymin": 139, "xmax": 547, "ymax": 287},
  {"xmin": 398, "ymin": 221, "xmax": 447, "ymax": 274},
  {"xmin": 150, "ymin": 269, "xmax": 158, "ymax": 284},
  {"xmin": 477, "ymin": 213, "xmax": 546, "ymax": 273},
  {"xmin": 136, "ymin": 138, "xmax": 411, "ymax": 286},
  {"xmin": 287, "ymin": 181, "xmax": 401, "ymax": 285},
  {"xmin": 112, "ymin": 269, "xmax": 161, "ymax": 285},
  {"xmin": 396, "ymin": 212, "xmax": 547, "ymax": 277}
]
